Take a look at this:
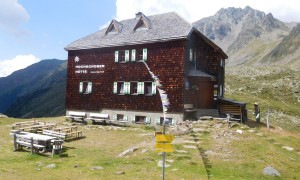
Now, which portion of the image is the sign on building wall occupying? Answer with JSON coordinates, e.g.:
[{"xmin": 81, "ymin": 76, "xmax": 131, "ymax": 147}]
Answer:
[{"xmin": 74, "ymin": 56, "xmax": 105, "ymax": 74}]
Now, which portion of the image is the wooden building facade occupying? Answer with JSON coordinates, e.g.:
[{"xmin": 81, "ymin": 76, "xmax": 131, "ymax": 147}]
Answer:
[{"xmin": 65, "ymin": 12, "xmax": 228, "ymax": 125}]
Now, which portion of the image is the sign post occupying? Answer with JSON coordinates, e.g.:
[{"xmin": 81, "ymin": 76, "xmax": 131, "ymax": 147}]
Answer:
[{"xmin": 142, "ymin": 61, "xmax": 174, "ymax": 180}]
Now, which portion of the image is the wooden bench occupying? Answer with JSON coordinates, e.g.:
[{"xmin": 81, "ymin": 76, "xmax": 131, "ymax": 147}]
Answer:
[
  {"xmin": 219, "ymin": 105, "xmax": 242, "ymax": 122},
  {"xmin": 85, "ymin": 113, "xmax": 109, "ymax": 124},
  {"xmin": 65, "ymin": 111, "xmax": 86, "ymax": 124},
  {"xmin": 183, "ymin": 104, "xmax": 197, "ymax": 120},
  {"xmin": 12, "ymin": 121, "xmax": 39, "ymax": 130},
  {"xmin": 43, "ymin": 130, "xmax": 67, "ymax": 139},
  {"xmin": 13, "ymin": 134, "xmax": 46, "ymax": 154}
]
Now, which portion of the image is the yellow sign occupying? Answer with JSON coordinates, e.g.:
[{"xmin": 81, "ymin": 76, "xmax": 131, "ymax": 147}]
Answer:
[
  {"xmin": 156, "ymin": 134, "xmax": 174, "ymax": 143},
  {"xmin": 155, "ymin": 143, "xmax": 174, "ymax": 152}
]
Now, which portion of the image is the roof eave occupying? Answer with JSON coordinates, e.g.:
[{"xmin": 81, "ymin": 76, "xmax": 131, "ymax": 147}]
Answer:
[{"xmin": 64, "ymin": 36, "xmax": 188, "ymax": 51}]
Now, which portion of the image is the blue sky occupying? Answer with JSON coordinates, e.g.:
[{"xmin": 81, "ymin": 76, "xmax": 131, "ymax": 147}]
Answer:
[{"xmin": 0, "ymin": 0, "xmax": 299, "ymax": 77}]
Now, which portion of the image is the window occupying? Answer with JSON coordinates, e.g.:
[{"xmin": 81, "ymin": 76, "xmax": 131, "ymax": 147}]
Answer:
[
  {"xmin": 115, "ymin": 49, "xmax": 146, "ymax": 62},
  {"xmin": 144, "ymin": 81, "xmax": 156, "ymax": 96},
  {"xmin": 79, "ymin": 81, "xmax": 92, "ymax": 94},
  {"xmin": 131, "ymin": 49, "xmax": 136, "ymax": 62},
  {"xmin": 219, "ymin": 84, "xmax": 223, "ymax": 97},
  {"xmin": 159, "ymin": 117, "xmax": 172, "ymax": 125},
  {"xmin": 114, "ymin": 81, "xmax": 155, "ymax": 95},
  {"xmin": 117, "ymin": 114, "xmax": 124, "ymax": 121},
  {"xmin": 137, "ymin": 48, "xmax": 147, "ymax": 61},
  {"xmin": 135, "ymin": 116, "xmax": 146, "ymax": 124},
  {"xmin": 220, "ymin": 59, "xmax": 224, "ymax": 67},
  {"xmin": 115, "ymin": 50, "xmax": 129, "ymax": 63},
  {"xmin": 114, "ymin": 82, "xmax": 130, "ymax": 95},
  {"xmin": 137, "ymin": 82, "xmax": 144, "ymax": 94},
  {"xmin": 214, "ymin": 84, "xmax": 218, "ymax": 100},
  {"xmin": 131, "ymin": 81, "xmax": 138, "ymax": 95},
  {"xmin": 189, "ymin": 48, "xmax": 193, "ymax": 61}
]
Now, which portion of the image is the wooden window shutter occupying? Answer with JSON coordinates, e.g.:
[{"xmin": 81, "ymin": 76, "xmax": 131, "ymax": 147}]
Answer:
[
  {"xmin": 189, "ymin": 49, "xmax": 193, "ymax": 61},
  {"xmin": 143, "ymin": 48, "xmax": 147, "ymax": 61},
  {"xmin": 79, "ymin": 82, "xmax": 83, "ymax": 93},
  {"xmin": 115, "ymin": 51, "xmax": 119, "ymax": 62},
  {"xmin": 123, "ymin": 115, "xmax": 128, "ymax": 121},
  {"xmin": 172, "ymin": 119, "xmax": 177, "ymax": 125},
  {"xmin": 137, "ymin": 82, "xmax": 144, "ymax": 94},
  {"xmin": 145, "ymin": 117, "xmax": 151, "ymax": 124},
  {"xmin": 131, "ymin": 116, "xmax": 135, "ymax": 123},
  {"xmin": 86, "ymin": 82, "xmax": 92, "ymax": 93},
  {"xmin": 131, "ymin": 49, "xmax": 136, "ymax": 62},
  {"xmin": 125, "ymin": 82, "xmax": 130, "ymax": 94},
  {"xmin": 113, "ymin": 115, "xmax": 117, "ymax": 120},
  {"xmin": 155, "ymin": 118, "xmax": 160, "ymax": 125},
  {"xmin": 152, "ymin": 82, "xmax": 156, "ymax": 95},
  {"xmin": 113, "ymin": 82, "xmax": 117, "ymax": 94},
  {"xmin": 125, "ymin": 50, "xmax": 130, "ymax": 62}
]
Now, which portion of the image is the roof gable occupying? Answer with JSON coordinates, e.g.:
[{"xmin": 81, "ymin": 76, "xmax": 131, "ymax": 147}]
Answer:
[
  {"xmin": 105, "ymin": 19, "xmax": 123, "ymax": 34},
  {"xmin": 133, "ymin": 13, "xmax": 152, "ymax": 31}
]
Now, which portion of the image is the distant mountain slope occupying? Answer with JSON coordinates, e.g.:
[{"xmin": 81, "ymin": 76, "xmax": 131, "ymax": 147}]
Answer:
[
  {"xmin": 0, "ymin": 59, "xmax": 67, "ymax": 118},
  {"xmin": 193, "ymin": 6, "xmax": 299, "ymax": 68}
]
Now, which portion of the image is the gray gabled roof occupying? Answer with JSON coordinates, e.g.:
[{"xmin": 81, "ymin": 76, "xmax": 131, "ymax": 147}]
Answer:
[
  {"xmin": 65, "ymin": 12, "xmax": 192, "ymax": 51},
  {"xmin": 64, "ymin": 12, "xmax": 227, "ymax": 59}
]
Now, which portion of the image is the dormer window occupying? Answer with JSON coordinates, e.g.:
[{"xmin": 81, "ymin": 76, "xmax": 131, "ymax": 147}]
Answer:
[
  {"xmin": 133, "ymin": 12, "xmax": 151, "ymax": 31},
  {"xmin": 105, "ymin": 19, "xmax": 123, "ymax": 35}
]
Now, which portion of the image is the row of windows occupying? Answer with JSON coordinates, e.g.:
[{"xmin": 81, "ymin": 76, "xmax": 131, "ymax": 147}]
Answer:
[
  {"xmin": 112, "ymin": 114, "xmax": 176, "ymax": 125},
  {"xmin": 113, "ymin": 81, "xmax": 156, "ymax": 95},
  {"xmin": 115, "ymin": 48, "xmax": 147, "ymax": 63}
]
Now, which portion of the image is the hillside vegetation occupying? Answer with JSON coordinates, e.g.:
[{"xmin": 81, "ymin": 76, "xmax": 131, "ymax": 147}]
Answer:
[
  {"xmin": 225, "ymin": 65, "xmax": 300, "ymax": 132},
  {"xmin": 0, "ymin": 117, "xmax": 299, "ymax": 179}
]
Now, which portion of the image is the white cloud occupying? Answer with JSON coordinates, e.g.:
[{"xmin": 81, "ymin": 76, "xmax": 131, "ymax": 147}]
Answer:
[
  {"xmin": 0, "ymin": 55, "xmax": 40, "ymax": 77},
  {"xmin": 0, "ymin": 0, "xmax": 30, "ymax": 37},
  {"xmin": 115, "ymin": 0, "xmax": 300, "ymax": 23}
]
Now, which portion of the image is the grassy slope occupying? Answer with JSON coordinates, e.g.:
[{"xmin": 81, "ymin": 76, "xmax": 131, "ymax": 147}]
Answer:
[
  {"xmin": 225, "ymin": 66, "xmax": 300, "ymax": 132},
  {"xmin": 0, "ymin": 117, "xmax": 299, "ymax": 179}
]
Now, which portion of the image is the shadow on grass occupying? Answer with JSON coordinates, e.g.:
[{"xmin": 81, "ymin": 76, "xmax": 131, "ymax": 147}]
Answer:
[
  {"xmin": 245, "ymin": 119, "xmax": 275, "ymax": 129},
  {"xmin": 191, "ymin": 133, "xmax": 212, "ymax": 180}
]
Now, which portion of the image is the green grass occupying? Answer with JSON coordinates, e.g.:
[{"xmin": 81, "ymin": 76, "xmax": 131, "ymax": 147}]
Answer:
[{"xmin": 0, "ymin": 117, "xmax": 299, "ymax": 179}]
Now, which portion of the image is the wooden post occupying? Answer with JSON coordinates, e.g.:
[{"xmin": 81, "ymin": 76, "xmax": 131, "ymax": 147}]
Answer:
[
  {"xmin": 266, "ymin": 109, "xmax": 270, "ymax": 129},
  {"xmin": 30, "ymin": 137, "xmax": 34, "ymax": 154},
  {"xmin": 13, "ymin": 134, "xmax": 17, "ymax": 151}
]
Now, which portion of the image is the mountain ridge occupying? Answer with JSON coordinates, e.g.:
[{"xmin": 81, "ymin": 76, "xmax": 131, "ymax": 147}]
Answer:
[
  {"xmin": 193, "ymin": 6, "xmax": 300, "ymax": 68},
  {"xmin": 0, "ymin": 59, "xmax": 67, "ymax": 118}
]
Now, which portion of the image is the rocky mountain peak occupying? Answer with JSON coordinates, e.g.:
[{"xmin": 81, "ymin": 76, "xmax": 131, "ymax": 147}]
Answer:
[{"xmin": 193, "ymin": 6, "xmax": 286, "ymax": 52}]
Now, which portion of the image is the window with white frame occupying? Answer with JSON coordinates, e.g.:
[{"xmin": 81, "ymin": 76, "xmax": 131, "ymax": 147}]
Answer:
[
  {"xmin": 115, "ymin": 50, "xmax": 129, "ymax": 63},
  {"xmin": 137, "ymin": 48, "xmax": 147, "ymax": 61},
  {"xmin": 113, "ymin": 81, "xmax": 130, "ymax": 95},
  {"xmin": 131, "ymin": 81, "xmax": 138, "ymax": 95},
  {"xmin": 115, "ymin": 48, "xmax": 147, "ymax": 62},
  {"xmin": 144, "ymin": 81, "xmax": 156, "ymax": 96},
  {"xmin": 114, "ymin": 81, "xmax": 156, "ymax": 95},
  {"xmin": 189, "ymin": 48, "xmax": 193, "ymax": 61},
  {"xmin": 79, "ymin": 81, "xmax": 92, "ymax": 94}
]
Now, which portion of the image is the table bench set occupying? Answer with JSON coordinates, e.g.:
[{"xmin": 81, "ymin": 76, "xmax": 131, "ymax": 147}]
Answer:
[
  {"xmin": 11, "ymin": 121, "xmax": 57, "ymax": 133},
  {"xmin": 10, "ymin": 120, "xmax": 84, "ymax": 157}
]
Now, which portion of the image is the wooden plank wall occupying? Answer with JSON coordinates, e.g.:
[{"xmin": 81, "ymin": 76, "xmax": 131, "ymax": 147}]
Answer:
[{"xmin": 66, "ymin": 40, "xmax": 186, "ymax": 113}]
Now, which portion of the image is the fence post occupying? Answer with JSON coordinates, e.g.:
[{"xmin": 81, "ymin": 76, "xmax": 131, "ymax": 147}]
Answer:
[{"xmin": 266, "ymin": 109, "xmax": 270, "ymax": 129}]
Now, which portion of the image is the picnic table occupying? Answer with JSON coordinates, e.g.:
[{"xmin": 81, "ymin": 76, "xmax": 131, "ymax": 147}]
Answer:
[{"xmin": 17, "ymin": 132, "xmax": 57, "ymax": 152}]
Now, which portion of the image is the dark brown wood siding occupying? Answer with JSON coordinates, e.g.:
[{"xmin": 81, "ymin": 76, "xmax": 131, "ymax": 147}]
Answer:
[
  {"xmin": 66, "ymin": 40, "xmax": 186, "ymax": 113},
  {"xmin": 183, "ymin": 32, "xmax": 225, "ymax": 108}
]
